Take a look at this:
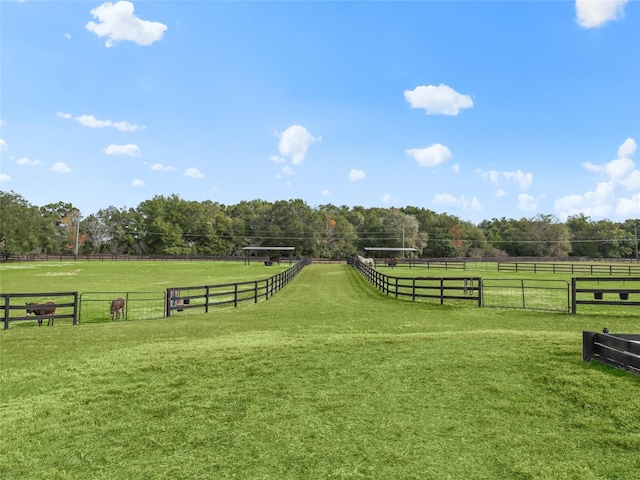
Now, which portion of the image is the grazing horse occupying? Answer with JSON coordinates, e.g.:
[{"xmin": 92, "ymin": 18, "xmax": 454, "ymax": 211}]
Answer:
[
  {"xmin": 110, "ymin": 298, "xmax": 125, "ymax": 320},
  {"xmin": 25, "ymin": 301, "xmax": 56, "ymax": 326}
]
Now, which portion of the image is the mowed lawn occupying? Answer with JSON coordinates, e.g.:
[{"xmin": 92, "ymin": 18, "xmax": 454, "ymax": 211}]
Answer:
[{"xmin": 1, "ymin": 263, "xmax": 639, "ymax": 479}]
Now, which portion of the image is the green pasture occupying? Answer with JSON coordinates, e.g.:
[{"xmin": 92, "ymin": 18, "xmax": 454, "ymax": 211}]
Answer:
[{"xmin": 1, "ymin": 263, "xmax": 639, "ymax": 479}]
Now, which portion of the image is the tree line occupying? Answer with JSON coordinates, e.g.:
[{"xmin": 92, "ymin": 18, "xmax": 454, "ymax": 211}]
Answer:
[{"xmin": 1, "ymin": 190, "xmax": 638, "ymax": 259}]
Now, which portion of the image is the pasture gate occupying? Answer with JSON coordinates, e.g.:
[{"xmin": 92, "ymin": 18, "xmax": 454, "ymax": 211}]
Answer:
[
  {"xmin": 78, "ymin": 292, "xmax": 167, "ymax": 323},
  {"xmin": 481, "ymin": 278, "xmax": 570, "ymax": 313},
  {"xmin": 1, "ymin": 292, "xmax": 78, "ymax": 329}
]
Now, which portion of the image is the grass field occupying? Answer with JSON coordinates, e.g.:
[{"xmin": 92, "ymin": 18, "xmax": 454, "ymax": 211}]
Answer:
[{"xmin": 1, "ymin": 262, "xmax": 639, "ymax": 479}]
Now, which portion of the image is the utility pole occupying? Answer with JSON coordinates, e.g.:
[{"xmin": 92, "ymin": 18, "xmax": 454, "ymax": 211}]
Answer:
[
  {"xmin": 73, "ymin": 210, "xmax": 80, "ymax": 260},
  {"xmin": 635, "ymin": 223, "xmax": 639, "ymax": 261}
]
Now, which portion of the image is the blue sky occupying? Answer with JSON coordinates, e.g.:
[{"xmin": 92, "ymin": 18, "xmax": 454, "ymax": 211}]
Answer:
[{"xmin": 1, "ymin": 0, "xmax": 639, "ymax": 224}]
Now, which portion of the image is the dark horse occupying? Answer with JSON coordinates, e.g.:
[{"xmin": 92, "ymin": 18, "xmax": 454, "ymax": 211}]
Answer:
[
  {"xmin": 110, "ymin": 298, "xmax": 125, "ymax": 320},
  {"xmin": 26, "ymin": 301, "xmax": 56, "ymax": 326}
]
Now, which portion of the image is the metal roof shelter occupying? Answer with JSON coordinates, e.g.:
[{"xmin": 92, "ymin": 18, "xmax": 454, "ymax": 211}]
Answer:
[{"xmin": 242, "ymin": 246, "xmax": 295, "ymax": 265}]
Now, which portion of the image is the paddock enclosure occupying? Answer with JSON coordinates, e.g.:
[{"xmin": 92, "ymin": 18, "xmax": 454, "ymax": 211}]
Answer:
[{"xmin": 2, "ymin": 262, "xmax": 639, "ymax": 480}]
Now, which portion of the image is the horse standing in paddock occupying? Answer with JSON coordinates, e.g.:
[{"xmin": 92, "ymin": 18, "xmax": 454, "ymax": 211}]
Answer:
[
  {"xmin": 110, "ymin": 298, "xmax": 125, "ymax": 320},
  {"xmin": 25, "ymin": 302, "xmax": 56, "ymax": 326}
]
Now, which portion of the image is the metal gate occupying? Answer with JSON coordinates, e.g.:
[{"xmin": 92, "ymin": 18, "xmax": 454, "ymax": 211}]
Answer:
[
  {"xmin": 481, "ymin": 278, "xmax": 570, "ymax": 312},
  {"xmin": 78, "ymin": 292, "xmax": 166, "ymax": 323}
]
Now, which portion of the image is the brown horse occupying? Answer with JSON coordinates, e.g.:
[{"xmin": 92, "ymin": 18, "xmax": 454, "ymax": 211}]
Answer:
[
  {"xmin": 110, "ymin": 298, "xmax": 125, "ymax": 320},
  {"xmin": 25, "ymin": 301, "xmax": 56, "ymax": 326}
]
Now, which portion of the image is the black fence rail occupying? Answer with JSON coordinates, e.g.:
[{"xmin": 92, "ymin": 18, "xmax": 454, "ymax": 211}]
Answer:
[
  {"xmin": 583, "ymin": 330, "xmax": 640, "ymax": 376},
  {"xmin": 571, "ymin": 277, "xmax": 640, "ymax": 314},
  {"xmin": 1, "ymin": 292, "xmax": 79, "ymax": 329},
  {"xmin": 498, "ymin": 262, "xmax": 640, "ymax": 276},
  {"xmin": 349, "ymin": 257, "xmax": 482, "ymax": 306},
  {"xmin": 165, "ymin": 258, "xmax": 310, "ymax": 316},
  {"xmin": 481, "ymin": 278, "xmax": 570, "ymax": 312}
]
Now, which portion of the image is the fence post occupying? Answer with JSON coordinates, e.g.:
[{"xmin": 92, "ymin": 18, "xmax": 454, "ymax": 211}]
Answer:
[
  {"xmin": 73, "ymin": 292, "xmax": 79, "ymax": 325},
  {"xmin": 521, "ymin": 279, "xmax": 526, "ymax": 308},
  {"xmin": 254, "ymin": 281, "xmax": 258, "ymax": 303},
  {"xmin": 3, "ymin": 294, "xmax": 9, "ymax": 330},
  {"xmin": 205, "ymin": 286, "xmax": 210, "ymax": 313},
  {"xmin": 582, "ymin": 331, "xmax": 596, "ymax": 360},
  {"xmin": 478, "ymin": 279, "xmax": 483, "ymax": 307},
  {"xmin": 571, "ymin": 278, "xmax": 577, "ymax": 314},
  {"xmin": 234, "ymin": 283, "xmax": 238, "ymax": 308}
]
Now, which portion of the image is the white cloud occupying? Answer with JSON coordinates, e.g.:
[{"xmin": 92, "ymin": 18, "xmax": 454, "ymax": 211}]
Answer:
[
  {"xmin": 282, "ymin": 165, "xmax": 294, "ymax": 176},
  {"xmin": 452, "ymin": 163, "xmax": 460, "ymax": 174},
  {"xmin": 616, "ymin": 193, "xmax": 640, "ymax": 217},
  {"xmin": 555, "ymin": 182, "xmax": 615, "ymax": 219},
  {"xmin": 64, "ymin": 33, "xmax": 72, "ymax": 40},
  {"xmin": 76, "ymin": 114, "xmax": 144, "ymax": 131},
  {"xmin": 0, "ymin": 138, "xmax": 7, "ymax": 151},
  {"xmin": 494, "ymin": 189, "xmax": 508, "ymax": 198},
  {"xmin": 17, "ymin": 157, "xmax": 43, "ymax": 166},
  {"xmin": 0, "ymin": 174, "xmax": 11, "ymax": 182},
  {"xmin": 148, "ymin": 163, "xmax": 175, "ymax": 171},
  {"xmin": 619, "ymin": 170, "xmax": 640, "ymax": 190},
  {"xmin": 56, "ymin": 112, "xmax": 72, "ymax": 119},
  {"xmin": 132, "ymin": 179, "xmax": 144, "ymax": 187},
  {"xmin": 617, "ymin": 137, "xmax": 637, "ymax": 158},
  {"xmin": 278, "ymin": 125, "xmax": 321, "ymax": 165},
  {"xmin": 576, "ymin": 0, "xmax": 628, "ymax": 28},
  {"xmin": 184, "ymin": 168, "xmax": 203, "ymax": 178},
  {"xmin": 104, "ymin": 144, "xmax": 141, "ymax": 156},
  {"xmin": 51, "ymin": 162, "xmax": 71, "ymax": 173},
  {"xmin": 481, "ymin": 169, "xmax": 533, "ymax": 190},
  {"xmin": 86, "ymin": 1, "xmax": 168, "ymax": 47},
  {"xmin": 382, "ymin": 194, "xmax": 391, "ymax": 203},
  {"xmin": 404, "ymin": 84, "xmax": 473, "ymax": 116},
  {"xmin": 582, "ymin": 162, "xmax": 603, "ymax": 173},
  {"xmin": 605, "ymin": 157, "xmax": 634, "ymax": 181},
  {"xmin": 433, "ymin": 193, "xmax": 483, "ymax": 211},
  {"xmin": 321, "ymin": 189, "xmax": 330, "ymax": 196},
  {"xmin": 406, "ymin": 143, "xmax": 452, "ymax": 167},
  {"xmin": 348, "ymin": 169, "xmax": 366, "ymax": 182},
  {"xmin": 517, "ymin": 194, "xmax": 538, "ymax": 212},
  {"xmin": 269, "ymin": 155, "xmax": 286, "ymax": 164}
]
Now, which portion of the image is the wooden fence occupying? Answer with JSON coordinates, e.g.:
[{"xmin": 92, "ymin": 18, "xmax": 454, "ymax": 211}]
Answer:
[
  {"xmin": 499, "ymin": 262, "xmax": 640, "ymax": 276},
  {"xmin": 571, "ymin": 277, "xmax": 640, "ymax": 313},
  {"xmin": 349, "ymin": 258, "xmax": 482, "ymax": 306},
  {"xmin": 583, "ymin": 330, "xmax": 640, "ymax": 375},
  {"xmin": 1, "ymin": 292, "xmax": 79, "ymax": 329},
  {"xmin": 165, "ymin": 258, "xmax": 310, "ymax": 316}
]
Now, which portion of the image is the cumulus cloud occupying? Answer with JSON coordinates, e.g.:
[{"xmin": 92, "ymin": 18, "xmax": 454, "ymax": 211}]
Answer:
[
  {"xmin": 617, "ymin": 137, "xmax": 637, "ymax": 158},
  {"xmin": 269, "ymin": 155, "xmax": 286, "ymax": 164},
  {"xmin": 278, "ymin": 125, "xmax": 321, "ymax": 165},
  {"xmin": 0, "ymin": 138, "xmax": 7, "ymax": 151},
  {"xmin": 433, "ymin": 193, "xmax": 483, "ymax": 211},
  {"xmin": 494, "ymin": 189, "xmax": 508, "ymax": 198},
  {"xmin": 17, "ymin": 157, "xmax": 43, "ymax": 166},
  {"xmin": 184, "ymin": 168, "xmax": 203, "ymax": 178},
  {"xmin": 321, "ymin": 189, "xmax": 330, "ymax": 196},
  {"xmin": 406, "ymin": 143, "xmax": 452, "ymax": 167},
  {"xmin": 148, "ymin": 163, "xmax": 175, "ymax": 171},
  {"xmin": 56, "ymin": 112, "xmax": 72, "ymax": 119},
  {"xmin": 575, "ymin": 0, "xmax": 628, "ymax": 28},
  {"xmin": 481, "ymin": 169, "xmax": 533, "ymax": 190},
  {"xmin": 616, "ymin": 193, "xmax": 640, "ymax": 217},
  {"xmin": 51, "ymin": 162, "xmax": 72, "ymax": 173},
  {"xmin": 555, "ymin": 182, "xmax": 615, "ymax": 219},
  {"xmin": 104, "ymin": 144, "xmax": 141, "ymax": 156},
  {"xmin": 452, "ymin": 164, "xmax": 460, "ymax": 174},
  {"xmin": 348, "ymin": 169, "xmax": 366, "ymax": 182},
  {"xmin": 132, "ymin": 179, "xmax": 144, "ymax": 187},
  {"xmin": 404, "ymin": 84, "xmax": 473, "ymax": 116},
  {"xmin": 517, "ymin": 194, "xmax": 538, "ymax": 212},
  {"xmin": 582, "ymin": 162, "xmax": 603, "ymax": 173},
  {"xmin": 86, "ymin": 1, "xmax": 168, "ymax": 47},
  {"xmin": 576, "ymin": 137, "xmax": 639, "ymax": 193},
  {"xmin": 281, "ymin": 165, "xmax": 294, "ymax": 176},
  {"xmin": 0, "ymin": 173, "xmax": 11, "ymax": 182},
  {"xmin": 75, "ymin": 114, "xmax": 145, "ymax": 131},
  {"xmin": 382, "ymin": 194, "xmax": 391, "ymax": 203}
]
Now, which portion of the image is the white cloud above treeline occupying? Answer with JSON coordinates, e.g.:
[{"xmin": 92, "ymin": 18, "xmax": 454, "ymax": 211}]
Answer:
[
  {"xmin": 480, "ymin": 169, "xmax": 534, "ymax": 190},
  {"xmin": 17, "ymin": 157, "xmax": 43, "ymax": 166},
  {"xmin": 277, "ymin": 125, "xmax": 321, "ymax": 166},
  {"xmin": 51, "ymin": 162, "xmax": 71, "ymax": 173},
  {"xmin": 86, "ymin": 1, "xmax": 168, "ymax": 47},
  {"xmin": 433, "ymin": 193, "xmax": 483, "ymax": 211},
  {"xmin": 348, "ymin": 169, "xmax": 366, "ymax": 182},
  {"xmin": 575, "ymin": 0, "xmax": 628, "ymax": 28},
  {"xmin": 406, "ymin": 143, "xmax": 452, "ymax": 168},
  {"xmin": 556, "ymin": 137, "xmax": 640, "ymax": 219},
  {"xmin": 404, "ymin": 84, "xmax": 473, "ymax": 116},
  {"xmin": 184, "ymin": 168, "xmax": 203, "ymax": 179}
]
